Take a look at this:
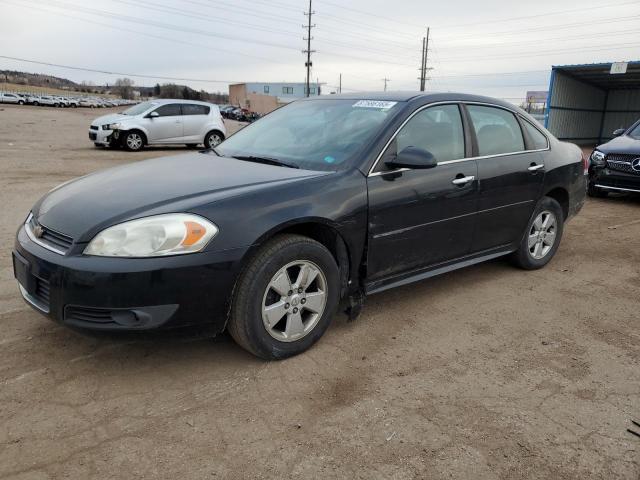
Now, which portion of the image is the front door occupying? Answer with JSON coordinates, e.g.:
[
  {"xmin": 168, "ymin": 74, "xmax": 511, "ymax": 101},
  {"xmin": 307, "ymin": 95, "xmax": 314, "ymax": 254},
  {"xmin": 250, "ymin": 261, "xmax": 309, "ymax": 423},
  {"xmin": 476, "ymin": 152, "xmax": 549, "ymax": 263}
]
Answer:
[
  {"xmin": 366, "ymin": 103, "xmax": 478, "ymax": 283},
  {"xmin": 145, "ymin": 103, "xmax": 184, "ymax": 142},
  {"xmin": 464, "ymin": 104, "xmax": 546, "ymax": 252}
]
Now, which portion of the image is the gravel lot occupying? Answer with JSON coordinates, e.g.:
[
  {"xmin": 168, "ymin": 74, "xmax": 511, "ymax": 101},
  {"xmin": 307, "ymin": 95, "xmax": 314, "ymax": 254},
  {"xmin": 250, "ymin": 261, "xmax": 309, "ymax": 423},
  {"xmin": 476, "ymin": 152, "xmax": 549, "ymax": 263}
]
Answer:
[{"xmin": 0, "ymin": 104, "xmax": 638, "ymax": 479}]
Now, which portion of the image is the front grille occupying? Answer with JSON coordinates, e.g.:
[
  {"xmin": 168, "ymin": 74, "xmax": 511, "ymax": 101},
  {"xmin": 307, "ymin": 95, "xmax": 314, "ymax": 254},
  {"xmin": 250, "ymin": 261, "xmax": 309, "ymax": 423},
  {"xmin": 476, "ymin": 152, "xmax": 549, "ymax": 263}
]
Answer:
[
  {"xmin": 606, "ymin": 153, "xmax": 640, "ymax": 176},
  {"xmin": 27, "ymin": 215, "xmax": 74, "ymax": 254},
  {"xmin": 90, "ymin": 125, "xmax": 99, "ymax": 130},
  {"xmin": 34, "ymin": 277, "xmax": 50, "ymax": 305}
]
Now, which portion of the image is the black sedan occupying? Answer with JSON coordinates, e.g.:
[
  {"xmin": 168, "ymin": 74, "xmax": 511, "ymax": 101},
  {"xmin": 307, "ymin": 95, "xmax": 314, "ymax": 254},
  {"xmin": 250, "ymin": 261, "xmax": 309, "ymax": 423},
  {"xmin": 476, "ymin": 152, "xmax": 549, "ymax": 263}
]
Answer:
[
  {"xmin": 13, "ymin": 93, "xmax": 586, "ymax": 359},
  {"xmin": 588, "ymin": 119, "xmax": 640, "ymax": 197}
]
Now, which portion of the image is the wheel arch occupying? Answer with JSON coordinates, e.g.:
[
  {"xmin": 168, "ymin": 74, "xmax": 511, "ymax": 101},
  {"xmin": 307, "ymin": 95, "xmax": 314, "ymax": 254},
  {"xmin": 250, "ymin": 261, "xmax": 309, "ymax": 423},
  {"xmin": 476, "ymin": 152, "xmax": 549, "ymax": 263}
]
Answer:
[
  {"xmin": 544, "ymin": 187, "xmax": 569, "ymax": 220},
  {"xmin": 241, "ymin": 218, "xmax": 354, "ymax": 300},
  {"xmin": 205, "ymin": 128, "xmax": 226, "ymax": 142}
]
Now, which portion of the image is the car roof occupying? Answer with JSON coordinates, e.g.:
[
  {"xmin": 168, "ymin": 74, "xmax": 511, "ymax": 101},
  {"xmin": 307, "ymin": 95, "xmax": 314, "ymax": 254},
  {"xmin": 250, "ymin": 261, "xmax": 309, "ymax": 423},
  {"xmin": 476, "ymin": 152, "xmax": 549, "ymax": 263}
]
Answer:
[
  {"xmin": 306, "ymin": 91, "xmax": 520, "ymax": 110},
  {"xmin": 144, "ymin": 99, "xmax": 216, "ymax": 106}
]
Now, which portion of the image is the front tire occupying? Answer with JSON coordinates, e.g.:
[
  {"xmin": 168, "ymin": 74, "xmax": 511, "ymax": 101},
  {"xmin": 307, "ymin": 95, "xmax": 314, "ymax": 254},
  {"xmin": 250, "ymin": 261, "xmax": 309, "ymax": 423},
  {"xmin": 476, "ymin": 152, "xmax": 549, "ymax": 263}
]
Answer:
[
  {"xmin": 228, "ymin": 234, "xmax": 340, "ymax": 360},
  {"xmin": 511, "ymin": 196, "xmax": 564, "ymax": 270},
  {"xmin": 122, "ymin": 131, "xmax": 145, "ymax": 151}
]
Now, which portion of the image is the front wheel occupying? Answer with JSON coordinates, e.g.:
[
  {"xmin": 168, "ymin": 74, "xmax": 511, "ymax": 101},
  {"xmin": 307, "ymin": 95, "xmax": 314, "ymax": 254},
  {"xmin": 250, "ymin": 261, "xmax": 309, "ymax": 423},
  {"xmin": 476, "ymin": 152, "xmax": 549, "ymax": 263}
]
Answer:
[
  {"xmin": 228, "ymin": 234, "xmax": 340, "ymax": 360},
  {"xmin": 204, "ymin": 130, "xmax": 224, "ymax": 149},
  {"xmin": 511, "ymin": 196, "xmax": 564, "ymax": 270},
  {"xmin": 122, "ymin": 131, "xmax": 145, "ymax": 151}
]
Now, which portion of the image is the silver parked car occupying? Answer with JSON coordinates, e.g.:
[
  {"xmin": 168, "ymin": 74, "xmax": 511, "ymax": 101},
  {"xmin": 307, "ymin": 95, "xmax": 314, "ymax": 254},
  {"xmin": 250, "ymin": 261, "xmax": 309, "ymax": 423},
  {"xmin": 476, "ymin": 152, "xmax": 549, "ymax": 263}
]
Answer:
[
  {"xmin": 0, "ymin": 92, "xmax": 24, "ymax": 104},
  {"xmin": 89, "ymin": 99, "xmax": 227, "ymax": 151}
]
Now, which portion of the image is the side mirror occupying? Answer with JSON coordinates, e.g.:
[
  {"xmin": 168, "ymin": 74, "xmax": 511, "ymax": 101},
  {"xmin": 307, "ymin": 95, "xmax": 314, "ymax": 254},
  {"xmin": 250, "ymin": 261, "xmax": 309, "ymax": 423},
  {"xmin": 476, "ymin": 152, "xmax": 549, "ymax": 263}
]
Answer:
[
  {"xmin": 385, "ymin": 146, "xmax": 437, "ymax": 170},
  {"xmin": 147, "ymin": 111, "xmax": 159, "ymax": 118},
  {"xmin": 612, "ymin": 128, "xmax": 625, "ymax": 137}
]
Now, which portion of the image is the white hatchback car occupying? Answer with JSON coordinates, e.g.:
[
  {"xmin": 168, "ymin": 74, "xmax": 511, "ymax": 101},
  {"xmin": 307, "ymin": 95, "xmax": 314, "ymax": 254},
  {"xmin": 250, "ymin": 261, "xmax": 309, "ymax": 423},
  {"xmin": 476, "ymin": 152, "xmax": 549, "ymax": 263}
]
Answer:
[{"xmin": 89, "ymin": 99, "xmax": 226, "ymax": 151}]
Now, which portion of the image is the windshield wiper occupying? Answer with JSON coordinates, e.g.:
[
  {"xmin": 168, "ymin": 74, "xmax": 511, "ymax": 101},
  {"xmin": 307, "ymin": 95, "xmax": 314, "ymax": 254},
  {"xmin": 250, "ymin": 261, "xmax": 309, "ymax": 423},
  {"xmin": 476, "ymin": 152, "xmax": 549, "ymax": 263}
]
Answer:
[{"xmin": 232, "ymin": 155, "xmax": 299, "ymax": 169}]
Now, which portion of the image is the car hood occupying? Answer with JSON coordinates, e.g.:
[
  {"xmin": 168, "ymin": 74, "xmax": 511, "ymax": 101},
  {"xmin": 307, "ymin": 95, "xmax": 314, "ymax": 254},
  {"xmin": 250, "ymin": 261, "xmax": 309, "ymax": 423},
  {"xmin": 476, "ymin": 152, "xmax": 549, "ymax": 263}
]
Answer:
[
  {"xmin": 597, "ymin": 135, "xmax": 640, "ymax": 155},
  {"xmin": 90, "ymin": 112, "xmax": 129, "ymax": 127},
  {"xmin": 33, "ymin": 153, "xmax": 330, "ymax": 242}
]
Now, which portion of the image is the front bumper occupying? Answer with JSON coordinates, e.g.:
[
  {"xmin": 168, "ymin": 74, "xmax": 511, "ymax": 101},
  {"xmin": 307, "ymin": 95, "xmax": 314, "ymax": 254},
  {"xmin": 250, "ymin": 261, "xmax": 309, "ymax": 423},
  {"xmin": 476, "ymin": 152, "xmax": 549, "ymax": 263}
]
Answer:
[
  {"xmin": 89, "ymin": 127, "xmax": 113, "ymax": 146},
  {"xmin": 590, "ymin": 166, "xmax": 640, "ymax": 193},
  {"xmin": 13, "ymin": 225, "xmax": 248, "ymax": 332}
]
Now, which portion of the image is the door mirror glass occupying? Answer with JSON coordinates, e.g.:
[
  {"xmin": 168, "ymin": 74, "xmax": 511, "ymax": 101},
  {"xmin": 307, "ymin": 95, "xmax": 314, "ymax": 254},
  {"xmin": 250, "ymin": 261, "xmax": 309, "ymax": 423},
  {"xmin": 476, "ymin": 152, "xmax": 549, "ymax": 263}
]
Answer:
[
  {"xmin": 148, "ymin": 111, "xmax": 160, "ymax": 118},
  {"xmin": 612, "ymin": 128, "xmax": 625, "ymax": 137},
  {"xmin": 385, "ymin": 146, "xmax": 437, "ymax": 170}
]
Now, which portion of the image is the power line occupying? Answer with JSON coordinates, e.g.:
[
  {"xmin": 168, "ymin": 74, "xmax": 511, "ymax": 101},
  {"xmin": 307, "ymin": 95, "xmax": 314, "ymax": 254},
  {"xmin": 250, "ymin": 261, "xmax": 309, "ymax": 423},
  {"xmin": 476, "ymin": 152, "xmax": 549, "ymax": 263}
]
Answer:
[
  {"xmin": 0, "ymin": 55, "xmax": 241, "ymax": 84},
  {"xmin": 435, "ymin": 0, "xmax": 640, "ymax": 29}
]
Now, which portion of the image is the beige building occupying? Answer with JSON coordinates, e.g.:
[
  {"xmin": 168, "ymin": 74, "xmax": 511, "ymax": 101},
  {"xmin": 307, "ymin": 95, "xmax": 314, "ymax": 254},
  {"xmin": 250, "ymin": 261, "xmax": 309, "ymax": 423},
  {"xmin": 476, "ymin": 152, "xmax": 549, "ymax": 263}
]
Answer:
[{"xmin": 229, "ymin": 82, "xmax": 322, "ymax": 114}]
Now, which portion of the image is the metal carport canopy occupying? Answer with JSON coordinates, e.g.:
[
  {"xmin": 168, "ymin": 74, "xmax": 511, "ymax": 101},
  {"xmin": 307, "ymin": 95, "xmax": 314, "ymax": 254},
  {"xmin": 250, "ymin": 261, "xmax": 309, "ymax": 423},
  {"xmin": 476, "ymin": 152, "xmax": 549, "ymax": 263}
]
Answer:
[{"xmin": 545, "ymin": 61, "xmax": 640, "ymax": 145}]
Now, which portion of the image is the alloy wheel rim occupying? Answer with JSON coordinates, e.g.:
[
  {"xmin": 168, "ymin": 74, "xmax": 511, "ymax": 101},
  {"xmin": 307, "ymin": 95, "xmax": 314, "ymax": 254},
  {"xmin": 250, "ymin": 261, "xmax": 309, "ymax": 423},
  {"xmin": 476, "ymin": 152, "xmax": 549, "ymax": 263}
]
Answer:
[
  {"xmin": 208, "ymin": 134, "xmax": 222, "ymax": 148},
  {"xmin": 127, "ymin": 134, "xmax": 142, "ymax": 149},
  {"xmin": 528, "ymin": 210, "xmax": 557, "ymax": 260},
  {"xmin": 261, "ymin": 260, "xmax": 328, "ymax": 343}
]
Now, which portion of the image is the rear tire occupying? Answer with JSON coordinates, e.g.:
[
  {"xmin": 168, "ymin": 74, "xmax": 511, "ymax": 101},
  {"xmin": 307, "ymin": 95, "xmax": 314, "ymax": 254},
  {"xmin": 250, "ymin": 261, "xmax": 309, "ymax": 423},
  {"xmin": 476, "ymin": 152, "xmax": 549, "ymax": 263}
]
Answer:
[
  {"xmin": 204, "ymin": 130, "xmax": 224, "ymax": 149},
  {"xmin": 18, "ymin": 100, "xmax": 24, "ymax": 105},
  {"xmin": 228, "ymin": 234, "xmax": 340, "ymax": 360},
  {"xmin": 511, "ymin": 196, "xmax": 564, "ymax": 270}
]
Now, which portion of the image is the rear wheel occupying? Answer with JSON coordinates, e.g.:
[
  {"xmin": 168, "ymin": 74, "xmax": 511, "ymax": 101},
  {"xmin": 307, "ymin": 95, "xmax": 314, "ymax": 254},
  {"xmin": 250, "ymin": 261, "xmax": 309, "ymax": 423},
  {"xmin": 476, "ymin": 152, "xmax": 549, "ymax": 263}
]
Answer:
[
  {"xmin": 204, "ymin": 130, "xmax": 224, "ymax": 149},
  {"xmin": 587, "ymin": 181, "xmax": 608, "ymax": 198},
  {"xmin": 511, "ymin": 196, "xmax": 564, "ymax": 270},
  {"xmin": 228, "ymin": 234, "xmax": 340, "ymax": 360},
  {"xmin": 18, "ymin": 100, "xmax": 24, "ymax": 105},
  {"xmin": 122, "ymin": 131, "xmax": 145, "ymax": 151}
]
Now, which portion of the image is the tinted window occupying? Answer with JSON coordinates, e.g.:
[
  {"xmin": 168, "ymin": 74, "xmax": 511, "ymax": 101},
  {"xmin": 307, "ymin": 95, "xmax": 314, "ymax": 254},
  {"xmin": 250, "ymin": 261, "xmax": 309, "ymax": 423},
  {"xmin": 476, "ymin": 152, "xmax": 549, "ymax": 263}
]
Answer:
[
  {"xmin": 393, "ymin": 104, "xmax": 465, "ymax": 163},
  {"xmin": 629, "ymin": 121, "xmax": 640, "ymax": 139},
  {"xmin": 154, "ymin": 104, "xmax": 182, "ymax": 117},
  {"xmin": 467, "ymin": 105, "xmax": 524, "ymax": 156},
  {"xmin": 182, "ymin": 104, "xmax": 210, "ymax": 115},
  {"xmin": 522, "ymin": 119, "xmax": 548, "ymax": 149}
]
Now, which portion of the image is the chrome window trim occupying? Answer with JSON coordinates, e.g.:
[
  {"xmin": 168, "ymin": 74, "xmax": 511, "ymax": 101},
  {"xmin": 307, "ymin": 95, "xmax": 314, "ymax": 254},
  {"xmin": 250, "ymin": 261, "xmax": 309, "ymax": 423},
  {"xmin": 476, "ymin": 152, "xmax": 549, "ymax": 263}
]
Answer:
[
  {"xmin": 24, "ymin": 213, "xmax": 68, "ymax": 256},
  {"xmin": 367, "ymin": 100, "xmax": 550, "ymax": 177}
]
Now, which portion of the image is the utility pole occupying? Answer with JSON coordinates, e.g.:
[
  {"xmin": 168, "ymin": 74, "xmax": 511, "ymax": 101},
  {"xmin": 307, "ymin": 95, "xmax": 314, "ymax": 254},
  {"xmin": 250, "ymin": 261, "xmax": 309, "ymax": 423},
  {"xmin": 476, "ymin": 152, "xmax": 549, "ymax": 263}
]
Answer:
[
  {"xmin": 339, "ymin": 73, "xmax": 342, "ymax": 94},
  {"xmin": 382, "ymin": 77, "xmax": 390, "ymax": 91},
  {"xmin": 418, "ymin": 27, "xmax": 432, "ymax": 91},
  {"xmin": 303, "ymin": 0, "xmax": 316, "ymax": 98}
]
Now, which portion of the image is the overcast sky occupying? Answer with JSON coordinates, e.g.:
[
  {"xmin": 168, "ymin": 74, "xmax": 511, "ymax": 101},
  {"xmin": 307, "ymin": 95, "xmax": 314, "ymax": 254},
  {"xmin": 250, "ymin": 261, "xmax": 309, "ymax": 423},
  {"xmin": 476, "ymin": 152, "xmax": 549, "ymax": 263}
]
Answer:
[{"xmin": 1, "ymin": 0, "xmax": 639, "ymax": 101}]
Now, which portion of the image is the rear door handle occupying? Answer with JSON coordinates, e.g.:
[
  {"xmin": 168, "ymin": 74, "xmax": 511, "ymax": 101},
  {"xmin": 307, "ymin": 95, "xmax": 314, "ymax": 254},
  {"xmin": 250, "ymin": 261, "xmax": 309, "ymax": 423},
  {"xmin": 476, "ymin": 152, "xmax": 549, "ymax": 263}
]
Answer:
[
  {"xmin": 528, "ymin": 164, "xmax": 544, "ymax": 172},
  {"xmin": 452, "ymin": 175, "xmax": 475, "ymax": 185}
]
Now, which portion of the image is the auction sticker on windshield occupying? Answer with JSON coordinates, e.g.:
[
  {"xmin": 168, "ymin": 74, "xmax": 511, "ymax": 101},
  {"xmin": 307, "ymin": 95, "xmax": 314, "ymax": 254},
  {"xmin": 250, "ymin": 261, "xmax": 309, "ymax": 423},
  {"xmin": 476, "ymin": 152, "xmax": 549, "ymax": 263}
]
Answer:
[{"xmin": 353, "ymin": 100, "xmax": 397, "ymax": 109}]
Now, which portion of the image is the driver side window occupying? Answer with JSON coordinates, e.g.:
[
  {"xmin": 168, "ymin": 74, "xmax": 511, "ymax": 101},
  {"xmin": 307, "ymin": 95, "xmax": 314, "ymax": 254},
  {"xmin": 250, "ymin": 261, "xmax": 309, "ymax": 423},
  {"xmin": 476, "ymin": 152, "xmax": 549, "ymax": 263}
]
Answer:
[
  {"xmin": 389, "ymin": 104, "xmax": 465, "ymax": 168},
  {"xmin": 153, "ymin": 104, "xmax": 182, "ymax": 117}
]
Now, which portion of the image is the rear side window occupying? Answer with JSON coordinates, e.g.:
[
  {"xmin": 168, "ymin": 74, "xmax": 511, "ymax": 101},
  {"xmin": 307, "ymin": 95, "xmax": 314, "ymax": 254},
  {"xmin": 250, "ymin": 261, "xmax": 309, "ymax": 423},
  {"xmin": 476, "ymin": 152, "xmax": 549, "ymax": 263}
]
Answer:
[
  {"xmin": 467, "ymin": 105, "xmax": 525, "ymax": 156},
  {"xmin": 153, "ymin": 104, "xmax": 182, "ymax": 117},
  {"xmin": 183, "ymin": 104, "xmax": 210, "ymax": 115},
  {"xmin": 393, "ymin": 104, "xmax": 465, "ymax": 163},
  {"xmin": 521, "ymin": 119, "xmax": 549, "ymax": 150}
]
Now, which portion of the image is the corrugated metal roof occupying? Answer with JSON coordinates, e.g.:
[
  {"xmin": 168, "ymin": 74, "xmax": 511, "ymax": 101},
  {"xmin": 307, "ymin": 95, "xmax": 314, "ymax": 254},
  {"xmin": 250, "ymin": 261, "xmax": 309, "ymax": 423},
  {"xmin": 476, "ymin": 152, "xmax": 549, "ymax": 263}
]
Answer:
[{"xmin": 551, "ymin": 61, "xmax": 640, "ymax": 90}]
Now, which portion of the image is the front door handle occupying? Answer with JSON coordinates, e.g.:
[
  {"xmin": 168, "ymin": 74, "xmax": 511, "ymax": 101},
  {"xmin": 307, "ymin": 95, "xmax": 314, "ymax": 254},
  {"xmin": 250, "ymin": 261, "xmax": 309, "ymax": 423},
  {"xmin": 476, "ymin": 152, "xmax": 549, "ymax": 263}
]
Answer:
[
  {"xmin": 528, "ymin": 163, "xmax": 544, "ymax": 172},
  {"xmin": 452, "ymin": 175, "xmax": 475, "ymax": 185}
]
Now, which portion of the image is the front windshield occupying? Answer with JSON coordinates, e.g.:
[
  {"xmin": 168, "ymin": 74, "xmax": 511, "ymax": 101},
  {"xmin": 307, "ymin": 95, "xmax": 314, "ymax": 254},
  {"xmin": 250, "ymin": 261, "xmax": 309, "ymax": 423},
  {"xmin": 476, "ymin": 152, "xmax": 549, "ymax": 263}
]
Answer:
[
  {"xmin": 629, "ymin": 121, "xmax": 640, "ymax": 139},
  {"xmin": 122, "ymin": 101, "xmax": 156, "ymax": 116},
  {"xmin": 216, "ymin": 99, "xmax": 402, "ymax": 171}
]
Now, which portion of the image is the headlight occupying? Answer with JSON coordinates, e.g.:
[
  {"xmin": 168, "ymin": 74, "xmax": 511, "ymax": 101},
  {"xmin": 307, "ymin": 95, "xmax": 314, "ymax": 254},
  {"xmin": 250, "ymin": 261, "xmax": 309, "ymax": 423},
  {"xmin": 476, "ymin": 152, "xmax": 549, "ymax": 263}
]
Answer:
[
  {"xmin": 590, "ymin": 150, "xmax": 606, "ymax": 166},
  {"xmin": 103, "ymin": 123, "xmax": 121, "ymax": 130},
  {"xmin": 84, "ymin": 213, "xmax": 218, "ymax": 257}
]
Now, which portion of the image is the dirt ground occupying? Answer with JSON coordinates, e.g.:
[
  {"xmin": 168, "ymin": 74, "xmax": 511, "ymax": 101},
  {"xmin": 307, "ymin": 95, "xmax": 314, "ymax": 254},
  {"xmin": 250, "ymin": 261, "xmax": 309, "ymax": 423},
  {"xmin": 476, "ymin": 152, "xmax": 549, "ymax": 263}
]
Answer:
[{"xmin": 0, "ymin": 104, "xmax": 638, "ymax": 479}]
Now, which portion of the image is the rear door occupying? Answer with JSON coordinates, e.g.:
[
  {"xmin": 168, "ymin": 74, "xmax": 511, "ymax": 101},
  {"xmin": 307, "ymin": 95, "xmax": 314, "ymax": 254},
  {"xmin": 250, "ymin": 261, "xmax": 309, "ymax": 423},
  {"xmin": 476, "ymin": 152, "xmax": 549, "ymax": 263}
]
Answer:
[
  {"xmin": 464, "ymin": 103, "xmax": 547, "ymax": 252},
  {"xmin": 181, "ymin": 103, "xmax": 211, "ymax": 141},
  {"xmin": 366, "ymin": 103, "xmax": 478, "ymax": 283},
  {"xmin": 145, "ymin": 103, "xmax": 184, "ymax": 142}
]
